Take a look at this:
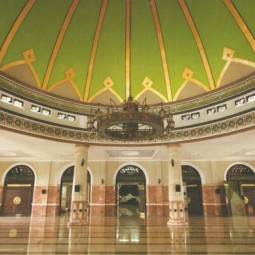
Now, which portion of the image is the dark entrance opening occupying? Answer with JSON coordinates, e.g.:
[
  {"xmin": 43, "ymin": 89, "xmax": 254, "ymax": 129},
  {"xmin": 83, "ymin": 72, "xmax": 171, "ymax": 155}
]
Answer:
[
  {"xmin": 225, "ymin": 164, "xmax": 255, "ymax": 216},
  {"xmin": 182, "ymin": 165, "xmax": 204, "ymax": 215},
  {"xmin": 60, "ymin": 166, "xmax": 91, "ymax": 214},
  {"xmin": 116, "ymin": 165, "xmax": 146, "ymax": 216}
]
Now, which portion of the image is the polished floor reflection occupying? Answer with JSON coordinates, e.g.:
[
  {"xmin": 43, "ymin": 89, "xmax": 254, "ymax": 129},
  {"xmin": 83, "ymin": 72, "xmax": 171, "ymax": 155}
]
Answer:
[{"xmin": 0, "ymin": 214, "xmax": 255, "ymax": 254}]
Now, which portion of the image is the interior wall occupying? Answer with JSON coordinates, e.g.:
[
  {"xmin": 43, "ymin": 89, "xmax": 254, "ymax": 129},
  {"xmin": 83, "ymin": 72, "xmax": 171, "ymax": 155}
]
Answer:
[{"xmin": 1, "ymin": 159, "xmax": 255, "ymax": 217}]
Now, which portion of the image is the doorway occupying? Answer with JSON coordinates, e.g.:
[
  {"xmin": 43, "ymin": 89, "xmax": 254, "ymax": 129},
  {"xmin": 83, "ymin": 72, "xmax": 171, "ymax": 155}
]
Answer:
[
  {"xmin": 182, "ymin": 165, "xmax": 204, "ymax": 215},
  {"xmin": 1, "ymin": 165, "xmax": 35, "ymax": 216},
  {"xmin": 116, "ymin": 165, "xmax": 146, "ymax": 216},
  {"xmin": 60, "ymin": 166, "xmax": 91, "ymax": 214},
  {"xmin": 225, "ymin": 164, "xmax": 255, "ymax": 216}
]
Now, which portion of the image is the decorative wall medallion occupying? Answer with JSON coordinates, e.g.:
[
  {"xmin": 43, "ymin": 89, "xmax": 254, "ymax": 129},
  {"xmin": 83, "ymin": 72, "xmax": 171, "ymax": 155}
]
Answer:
[
  {"xmin": 13, "ymin": 196, "xmax": 21, "ymax": 205},
  {"xmin": 237, "ymin": 118, "xmax": 243, "ymax": 125},
  {"xmin": 32, "ymin": 124, "xmax": 38, "ymax": 130},
  {"xmin": 246, "ymin": 116, "xmax": 252, "ymax": 122},
  {"xmin": 6, "ymin": 116, "xmax": 13, "ymax": 124},
  {"xmin": 213, "ymin": 125, "xmax": 219, "ymax": 131},
  {"xmin": 9, "ymin": 229, "xmax": 17, "ymax": 238},
  {"xmin": 15, "ymin": 120, "xmax": 21, "ymax": 126},
  {"xmin": 229, "ymin": 121, "xmax": 235, "ymax": 127}
]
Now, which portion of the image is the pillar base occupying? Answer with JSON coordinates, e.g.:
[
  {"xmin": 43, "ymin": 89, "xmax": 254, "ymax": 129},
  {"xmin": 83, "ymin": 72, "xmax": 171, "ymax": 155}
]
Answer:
[
  {"xmin": 167, "ymin": 218, "xmax": 188, "ymax": 226},
  {"xmin": 68, "ymin": 201, "xmax": 87, "ymax": 226},
  {"xmin": 167, "ymin": 200, "xmax": 188, "ymax": 226}
]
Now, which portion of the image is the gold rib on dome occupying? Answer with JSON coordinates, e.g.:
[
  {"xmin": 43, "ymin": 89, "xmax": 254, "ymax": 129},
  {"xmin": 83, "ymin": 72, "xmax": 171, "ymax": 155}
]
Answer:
[
  {"xmin": 42, "ymin": 0, "xmax": 79, "ymax": 91},
  {"xmin": 0, "ymin": 0, "xmax": 36, "ymax": 64},
  {"xmin": 84, "ymin": 0, "xmax": 109, "ymax": 102},
  {"xmin": 126, "ymin": 0, "xmax": 131, "ymax": 99},
  {"xmin": 223, "ymin": 0, "xmax": 255, "ymax": 52},
  {"xmin": 179, "ymin": 0, "xmax": 216, "ymax": 90},
  {"xmin": 150, "ymin": 0, "xmax": 172, "ymax": 102}
]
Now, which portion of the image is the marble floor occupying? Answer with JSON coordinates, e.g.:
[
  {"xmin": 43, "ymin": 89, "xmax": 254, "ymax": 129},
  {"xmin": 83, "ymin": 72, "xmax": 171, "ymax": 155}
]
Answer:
[{"xmin": 0, "ymin": 214, "xmax": 255, "ymax": 255}]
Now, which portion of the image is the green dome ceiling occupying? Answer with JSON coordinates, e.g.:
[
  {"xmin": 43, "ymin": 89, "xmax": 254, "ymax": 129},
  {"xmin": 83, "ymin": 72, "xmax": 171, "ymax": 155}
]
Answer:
[{"xmin": 0, "ymin": 0, "xmax": 254, "ymax": 104}]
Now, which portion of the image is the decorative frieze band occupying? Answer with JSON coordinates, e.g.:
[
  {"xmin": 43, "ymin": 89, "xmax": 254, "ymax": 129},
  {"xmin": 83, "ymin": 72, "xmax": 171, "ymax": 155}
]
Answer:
[{"xmin": 0, "ymin": 108, "xmax": 254, "ymax": 145}]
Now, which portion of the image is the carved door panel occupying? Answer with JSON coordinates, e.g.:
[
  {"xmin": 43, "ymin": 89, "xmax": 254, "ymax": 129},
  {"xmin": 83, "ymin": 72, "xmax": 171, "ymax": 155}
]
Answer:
[{"xmin": 2, "ymin": 186, "xmax": 33, "ymax": 215}]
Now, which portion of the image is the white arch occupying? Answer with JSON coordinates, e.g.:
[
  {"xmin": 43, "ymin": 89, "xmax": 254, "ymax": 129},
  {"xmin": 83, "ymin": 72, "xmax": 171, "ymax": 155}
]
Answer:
[
  {"xmin": 113, "ymin": 162, "xmax": 150, "ymax": 185},
  {"xmin": 181, "ymin": 162, "xmax": 206, "ymax": 185},
  {"xmin": 1, "ymin": 162, "xmax": 37, "ymax": 186},
  {"xmin": 224, "ymin": 161, "xmax": 255, "ymax": 181},
  {"xmin": 57, "ymin": 162, "xmax": 93, "ymax": 185}
]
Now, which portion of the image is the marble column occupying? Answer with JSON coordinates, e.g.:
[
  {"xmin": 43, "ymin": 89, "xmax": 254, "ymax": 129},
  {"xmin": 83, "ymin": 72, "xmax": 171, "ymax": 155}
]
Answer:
[
  {"xmin": 68, "ymin": 144, "xmax": 89, "ymax": 226},
  {"xmin": 167, "ymin": 144, "xmax": 187, "ymax": 226}
]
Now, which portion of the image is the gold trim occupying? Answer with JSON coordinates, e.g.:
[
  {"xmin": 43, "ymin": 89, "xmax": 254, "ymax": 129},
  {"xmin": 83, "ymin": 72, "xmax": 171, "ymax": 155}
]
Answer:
[
  {"xmin": 186, "ymin": 184, "xmax": 198, "ymax": 188},
  {"xmin": 84, "ymin": 0, "xmax": 109, "ymax": 101},
  {"xmin": 0, "ymin": 49, "xmax": 41, "ymax": 89},
  {"xmin": 134, "ymin": 77, "xmax": 168, "ymax": 102},
  {"xmin": 217, "ymin": 48, "xmax": 235, "ymax": 88},
  {"xmin": 223, "ymin": 0, "xmax": 255, "ymax": 52},
  {"xmin": 88, "ymin": 77, "xmax": 123, "ymax": 103},
  {"xmin": 0, "ymin": 60, "xmax": 26, "ymax": 71},
  {"xmin": 242, "ymin": 184, "xmax": 255, "ymax": 187},
  {"xmin": 13, "ymin": 196, "xmax": 21, "ymax": 205},
  {"xmin": 23, "ymin": 49, "xmax": 41, "ymax": 88},
  {"xmin": 174, "ymin": 68, "xmax": 209, "ymax": 101},
  {"xmin": 179, "ymin": 0, "xmax": 215, "ymax": 90},
  {"xmin": 217, "ymin": 48, "xmax": 255, "ymax": 87},
  {"xmin": 0, "ymin": 0, "xmax": 36, "ymax": 64},
  {"xmin": 48, "ymin": 68, "xmax": 83, "ymax": 101},
  {"xmin": 150, "ymin": 0, "xmax": 172, "ymax": 101},
  {"xmin": 88, "ymin": 86, "xmax": 123, "ymax": 103},
  {"xmin": 126, "ymin": 0, "xmax": 131, "ymax": 98},
  {"xmin": 7, "ymin": 184, "xmax": 32, "ymax": 187},
  {"xmin": 42, "ymin": 0, "xmax": 79, "ymax": 90}
]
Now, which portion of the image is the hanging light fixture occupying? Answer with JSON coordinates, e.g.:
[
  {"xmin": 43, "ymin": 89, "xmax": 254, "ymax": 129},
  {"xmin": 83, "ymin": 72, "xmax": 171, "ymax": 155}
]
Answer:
[{"xmin": 87, "ymin": 97, "xmax": 175, "ymax": 141}]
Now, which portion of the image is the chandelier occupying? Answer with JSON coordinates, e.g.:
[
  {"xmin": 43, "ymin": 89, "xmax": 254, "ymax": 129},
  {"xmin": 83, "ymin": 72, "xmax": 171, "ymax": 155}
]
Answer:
[{"xmin": 87, "ymin": 95, "xmax": 175, "ymax": 141}]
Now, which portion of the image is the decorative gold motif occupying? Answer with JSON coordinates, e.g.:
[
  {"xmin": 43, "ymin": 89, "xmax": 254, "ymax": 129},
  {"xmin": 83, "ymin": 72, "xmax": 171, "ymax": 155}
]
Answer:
[
  {"xmin": 9, "ymin": 229, "xmax": 17, "ymax": 238},
  {"xmin": 222, "ymin": 48, "xmax": 235, "ymax": 61},
  {"xmin": 104, "ymin": 77, "xmax": 114, "ymax": 88},
  {"xmin": 23, "ymin": 49, "xmax": 36, "ymax": 63},
  {"xmin": 13, "ymin": 196, "xmax": 21, "ymax": 205},
  {"xmin": 244, "ymin": 196, "xmax": 249, "ymax": 204},
  {"xmin": 134, "ymin": 77, "xmax": 168, "ymax": 102}
]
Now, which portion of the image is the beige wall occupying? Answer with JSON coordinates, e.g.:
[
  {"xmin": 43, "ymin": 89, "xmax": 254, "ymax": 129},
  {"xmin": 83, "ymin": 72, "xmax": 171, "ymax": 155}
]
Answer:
[{"xmin": 1, "ymin": 158, "xmax": 255, "ymax": 188}]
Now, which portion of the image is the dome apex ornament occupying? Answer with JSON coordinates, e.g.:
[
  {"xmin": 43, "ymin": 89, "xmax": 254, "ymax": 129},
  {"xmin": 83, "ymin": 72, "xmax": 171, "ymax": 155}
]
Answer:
[{"xmin": 87, "ymin": 96, "xmax": 175, "ymax": 141}]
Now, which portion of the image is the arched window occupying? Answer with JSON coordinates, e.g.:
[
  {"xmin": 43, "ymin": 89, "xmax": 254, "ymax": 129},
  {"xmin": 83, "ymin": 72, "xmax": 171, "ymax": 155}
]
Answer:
[
  {"xmin": 226, "ymin": 164, "xmax": 255, "ymax": 181},
  {"xmin": 2, "ymin": 165, "xmax": 35, "ymax": 216}
]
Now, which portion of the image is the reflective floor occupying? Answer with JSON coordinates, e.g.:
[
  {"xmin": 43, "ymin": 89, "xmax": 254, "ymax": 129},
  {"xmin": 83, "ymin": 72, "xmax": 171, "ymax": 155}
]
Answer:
[{"xmin": 0, "ymin": 214, "xmax": 255, "ymax": 254}]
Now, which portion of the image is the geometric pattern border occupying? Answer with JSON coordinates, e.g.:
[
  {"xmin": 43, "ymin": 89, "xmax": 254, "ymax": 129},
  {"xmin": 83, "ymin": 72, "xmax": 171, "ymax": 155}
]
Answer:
[{"xmin": 0, "ymin": 109, "xmax": 254, "ymax": 145}]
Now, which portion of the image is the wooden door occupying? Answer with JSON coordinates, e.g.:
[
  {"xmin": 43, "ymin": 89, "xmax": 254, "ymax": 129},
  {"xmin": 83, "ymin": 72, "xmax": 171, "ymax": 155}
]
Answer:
[{"xmin": 2, "ymin": 184, "xmax": 33, "ymax": 216}]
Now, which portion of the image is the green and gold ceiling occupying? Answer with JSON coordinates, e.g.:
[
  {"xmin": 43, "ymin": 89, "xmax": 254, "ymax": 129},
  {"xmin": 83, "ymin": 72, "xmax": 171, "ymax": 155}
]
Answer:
[{"xmin": 0, "ymin": 0, "xmax": 254, "ymax": 105}]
